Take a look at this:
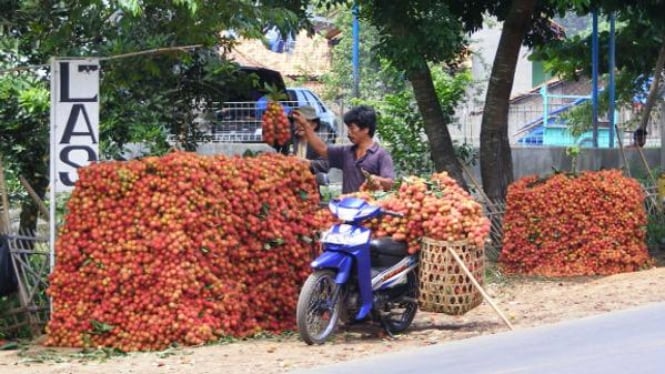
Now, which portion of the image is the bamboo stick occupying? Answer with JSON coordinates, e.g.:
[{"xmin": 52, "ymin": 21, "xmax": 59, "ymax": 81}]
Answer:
[
  {"xmin": 460, "ymin": 163, "xmax": 498, "ymax": 214},
  {"xmin": 447, "ymin": 246, "xmax": 514, "ymax": 330}
]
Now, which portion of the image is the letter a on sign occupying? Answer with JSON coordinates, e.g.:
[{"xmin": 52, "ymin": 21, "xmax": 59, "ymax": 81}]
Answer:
[{"xmin": 50, "ymin": 58, "xmax": 100, "ymax": 193}]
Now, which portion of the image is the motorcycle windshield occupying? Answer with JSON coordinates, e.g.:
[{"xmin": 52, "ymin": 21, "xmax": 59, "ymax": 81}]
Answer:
[{"xmin": 329, "ymin": 197, "xmax": 380, "ymax": 223}]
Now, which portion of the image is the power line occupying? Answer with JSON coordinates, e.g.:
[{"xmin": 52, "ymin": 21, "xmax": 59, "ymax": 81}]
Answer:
[{"xmin": 0, "ymin": 44, "xmax": 203, "ymax": 75}]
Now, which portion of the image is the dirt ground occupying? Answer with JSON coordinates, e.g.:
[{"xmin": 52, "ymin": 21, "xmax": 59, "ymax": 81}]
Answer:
[{"xmin": 2, "ymin": 261, "xmax": 665, "ymax": 374}]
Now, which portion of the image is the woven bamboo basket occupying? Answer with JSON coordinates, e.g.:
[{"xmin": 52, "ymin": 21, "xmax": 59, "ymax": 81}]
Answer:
[{"xmin": 418, "ymin": 237, "xmax": 485, "ymax": 315}]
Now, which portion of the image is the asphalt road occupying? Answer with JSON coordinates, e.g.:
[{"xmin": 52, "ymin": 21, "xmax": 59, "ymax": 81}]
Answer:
[{"xmin": 294, "ymin": 302, "xmax": 665, "ymax": 374}]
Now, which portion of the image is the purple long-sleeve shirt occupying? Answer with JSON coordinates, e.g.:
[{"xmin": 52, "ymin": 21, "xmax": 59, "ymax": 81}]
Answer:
[{"xmin": 327, "ymin": 143, "xmax": 395, "ymax": 194}]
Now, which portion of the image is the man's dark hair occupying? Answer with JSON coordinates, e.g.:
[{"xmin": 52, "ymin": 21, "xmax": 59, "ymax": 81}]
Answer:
[{"xmin": 343, "ymin": 105, "xmax": 377, "ymax": 137}]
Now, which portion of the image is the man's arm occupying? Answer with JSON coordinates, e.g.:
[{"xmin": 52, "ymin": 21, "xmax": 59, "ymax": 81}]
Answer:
[
  {"xmin": 372, "ymin": 175, "xmax": 394, "ymax": 191},
  {"xmin": 366, "ymin": 151, "xmax": 395, "ymax": 191},
  {"xmin": 293, "ymin": 111, "xmax": 328, "ymax": 158}
]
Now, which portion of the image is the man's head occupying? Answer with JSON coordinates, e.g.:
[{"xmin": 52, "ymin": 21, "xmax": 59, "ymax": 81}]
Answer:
[
  {"xmin": 634, "ymin": 128, "xmax": 647, "ymax": 147},
  {"xmin": 293, "ymin": 106, "xmax": 320, "ymax": 138},
  {"xmin": 343, "ymin": 105, "xmax": 376, "ymax": 144}
]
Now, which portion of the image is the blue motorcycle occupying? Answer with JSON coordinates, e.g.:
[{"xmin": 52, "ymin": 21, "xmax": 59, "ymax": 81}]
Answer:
[{"xmin": 296, "ymin": 196, "xmax": 419, "ymax": 345}]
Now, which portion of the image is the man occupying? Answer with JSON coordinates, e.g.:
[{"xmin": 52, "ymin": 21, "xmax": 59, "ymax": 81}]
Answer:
[
  {"xmin": 293, "ymin": 104, "xmax": 395, "ymax": 194},
  {"xmin": 291, "ymin": 106, "xmax": 330, "ymax": 186}
]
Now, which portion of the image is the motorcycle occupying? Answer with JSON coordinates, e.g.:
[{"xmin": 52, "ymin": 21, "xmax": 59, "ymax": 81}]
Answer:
[{"xmin": 296, "ymin": 196, "xmax": 419, "ymax": 345}]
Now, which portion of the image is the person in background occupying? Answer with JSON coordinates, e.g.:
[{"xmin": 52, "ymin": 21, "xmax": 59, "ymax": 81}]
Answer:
[
  {"xmin": 630, "ymin": 128, "xmax": 647, "ymax": 148},
  {"xmin": 291, "ymin": 106, "xmax": 330, "ymax": 186},
  {"xmin": 292, "ymin": 104, "xmax": 395, "ymax": 194}
]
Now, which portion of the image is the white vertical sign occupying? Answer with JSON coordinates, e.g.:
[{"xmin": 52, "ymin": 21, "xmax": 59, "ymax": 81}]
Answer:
[
  {"xmin": 50, "ymin": 59, "xmax": 100, "ymax": 191},
  {"xmin": 49, "ymin": 58, "xmax": 100, "ymax": 270}
]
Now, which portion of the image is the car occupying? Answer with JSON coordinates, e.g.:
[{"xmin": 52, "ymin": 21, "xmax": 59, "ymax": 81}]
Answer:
[
  {"xmin": 189, "ymin": 66, "xmax": 287, "ymax": 142},
  {"xmin": 194, "ymin": 68, "xmax": 339, "ymax": 144},
  {"xmin": 286, "ymin": 87, "xmax": 339, "ymax": 143}
]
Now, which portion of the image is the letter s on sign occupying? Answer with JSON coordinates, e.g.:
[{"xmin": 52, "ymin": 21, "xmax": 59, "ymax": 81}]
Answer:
[{"xmin": 58, "ymin": 145, "xmax": 98, "ymax": 187}]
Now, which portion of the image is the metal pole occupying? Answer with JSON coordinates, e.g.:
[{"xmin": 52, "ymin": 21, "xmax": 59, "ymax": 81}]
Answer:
[
  {"xmin": 592, "ymin": 10, "xmax": 599, "ymax": 147},
  {"xmin": 352, "ymin": 3, "xmax": 360, "ymax": 98},
  {"xmin": 608, "ymin": 13, "xmax": 616, "ymax": 148},
  {"xmin": 49, "ymin": 58, "xmax": 57, "ymax": 274},
  {"xmin": 541, "ymin": 85, "xmax": 548, "ymax": 131}
]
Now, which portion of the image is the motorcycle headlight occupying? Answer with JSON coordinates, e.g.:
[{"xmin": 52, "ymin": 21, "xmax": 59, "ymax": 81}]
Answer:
[
  {"xmin": 322, "ymin": 230, "xmax": 349, "ymax": 244},
  {"xmin": 322, "ymin": 227, "xmax": 369, "ymax": 246}
]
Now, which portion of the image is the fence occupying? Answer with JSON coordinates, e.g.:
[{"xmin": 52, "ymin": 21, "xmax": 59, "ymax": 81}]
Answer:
[
  {"xmin": 458, "ymin": 85, "xmax": 664, "ymax": 148},
  {"xmin": 1, "ymin": 231, "xmax": 50, "ymax": 337},
  {"xmin": 0, "ymin": 159, "xmax": 50, "ymax": 338},
  {"xmin": 171, "ymin": 100, "xmax": 338, "ymax": 144}
]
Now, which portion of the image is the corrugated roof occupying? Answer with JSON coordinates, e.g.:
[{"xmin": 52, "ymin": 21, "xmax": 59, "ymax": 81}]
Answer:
[{"xmin": 226, "ymin": 30, "xmax": 333, "ymax": 79}]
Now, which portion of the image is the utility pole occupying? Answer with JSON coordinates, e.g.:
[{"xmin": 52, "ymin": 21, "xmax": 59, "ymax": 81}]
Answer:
[{"xmin": 352, "ymin": 2, "xmax": 360, "ymax": 98}]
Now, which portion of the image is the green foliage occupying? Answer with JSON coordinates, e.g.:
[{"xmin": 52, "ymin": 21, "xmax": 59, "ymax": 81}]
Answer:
[
  {"xmin": 0, "ymin": 71, "xmax": 50, "ymax": 219},
  {"xmin": 372, "ymin": 90, "xmax": 434, "ymax": 177},
  {"xmin": 531, "ymin": 3, "xmax": 665, "ymax": 105},
  {"xmin": 565, "ymin": 145, "xmax": 581, "ymax": 174},
  {"xmin": 2, "ymin": 167, "xmax": 27, "ymax": 204},
  {"xmin": 367, "ymin": 67, "xmax": 474, "ymax": 177},
  {"xmin": 0, "ymin": 0, "xmax": 323, "ymax": 230},
  {"xmin": 322, "ymin": 4, "xmax": 475, "ymax": 177},
  {"xmin": 320, "ymin": 9, "xmax": 407, "ymax": 103},
  {"xmin": 360, "ymin": 1, "xmax": 467, "ymax": 74},
  {"xmin": 559, "ymin": 91, "xmax": 611, "ymax": 139},
  {"xmin": 646, "ymin": 212, "xmax": 665, "ymax": 250}
]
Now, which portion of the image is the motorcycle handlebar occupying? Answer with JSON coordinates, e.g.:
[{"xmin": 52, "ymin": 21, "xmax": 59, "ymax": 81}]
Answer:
[{"xmin": 383, "ymin": 210, "xmax": 404, "ymax": 218}]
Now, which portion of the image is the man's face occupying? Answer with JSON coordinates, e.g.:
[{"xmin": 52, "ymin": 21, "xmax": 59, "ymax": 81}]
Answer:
[
  {"xmin": 295, "ymin": 119, "xmax": 316, "ymax": 138},
  {"xmin": 346, "ymin": 123, "xmax": 369, "ymax": 144}
]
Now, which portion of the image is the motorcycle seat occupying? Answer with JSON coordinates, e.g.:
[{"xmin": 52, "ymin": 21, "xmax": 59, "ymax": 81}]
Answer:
[{"xmin": 369, "ymin": 237, "xmax": 408, "ymax": 257}]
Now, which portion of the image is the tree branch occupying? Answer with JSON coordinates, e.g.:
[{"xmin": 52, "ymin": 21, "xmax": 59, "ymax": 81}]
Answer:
[{"xmin": 638, "ymin": 39, "xmax": 665, "ymax": 132}]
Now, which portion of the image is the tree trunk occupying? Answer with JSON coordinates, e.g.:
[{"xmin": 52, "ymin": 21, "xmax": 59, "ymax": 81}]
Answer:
[
  {"xmin": 407, "ymin": 60, "xmax": 467, "ymax": 189},
  {"xmin": 638, "ymin": 39, "xmax": 665, "ymax": 132},
  {"xmin": 480, "ymin": 0, "xmax": 538, "ymax": 202}
]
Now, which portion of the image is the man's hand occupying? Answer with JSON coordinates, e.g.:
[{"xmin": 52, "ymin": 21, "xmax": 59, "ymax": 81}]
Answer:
[
  {"xmin": 359, "ymin": 169, "xmax": 376, "ymax": 191},
  {"xmin": 360, "ymin": 168, "xmax": 392, "ymax": 192},
  {"xmin": 291, "ymin": 110, "xmax": 309, "ymax": 135},
  {"xmin": 291, "ymin": 110, "xmax": 329, "ymax": 158}
]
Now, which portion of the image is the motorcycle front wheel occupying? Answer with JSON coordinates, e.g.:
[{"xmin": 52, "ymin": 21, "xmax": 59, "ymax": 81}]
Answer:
[{"xmin": 296, "ymin": 270, "xmax": 341, "ymax": 345}]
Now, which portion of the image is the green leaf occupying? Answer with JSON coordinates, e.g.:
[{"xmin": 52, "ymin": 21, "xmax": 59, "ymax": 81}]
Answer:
[
  {"xmin": 259, "ymin": 203, "xmax": 270, "ymax": 219},
  {"xmin": 270, "ymin": 238, "xmax": 285, "ymax": 246},
  {"xmin": 90, "ymin": 320, "xmax": 115, "ymax": 335},
  {"xmin": 0, "ymin": 342, "xmax": 19, "ymax": 350}
]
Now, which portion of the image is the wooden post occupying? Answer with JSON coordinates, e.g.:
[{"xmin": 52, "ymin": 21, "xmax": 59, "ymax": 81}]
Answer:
[
  {"xmin": 447, "ymin": 246, "xmax": 514, "ymax": 330},
  {"xmin": 19, "ymin": 176, "xmax": 49, "ymax": 220}
]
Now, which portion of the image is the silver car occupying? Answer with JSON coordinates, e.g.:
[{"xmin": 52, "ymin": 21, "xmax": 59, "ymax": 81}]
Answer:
[{"xmin": 286, "ymin": 87, "xmax": 339, "ymax": 143}]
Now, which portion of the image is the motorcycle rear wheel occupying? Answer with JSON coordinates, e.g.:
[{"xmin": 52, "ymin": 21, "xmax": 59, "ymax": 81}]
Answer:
[
  {"xmin": 384, "ymin": 272, "xmax": 418, "ymax": 333},
  {"xmin": 296, "ymin": 270, "xmax": 341, "ymax": 345}
]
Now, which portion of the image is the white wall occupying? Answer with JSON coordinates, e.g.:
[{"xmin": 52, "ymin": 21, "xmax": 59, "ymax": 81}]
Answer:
[{"xmin": 451, "ymin": 24, "xmax": 535, "ymax": 146}]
